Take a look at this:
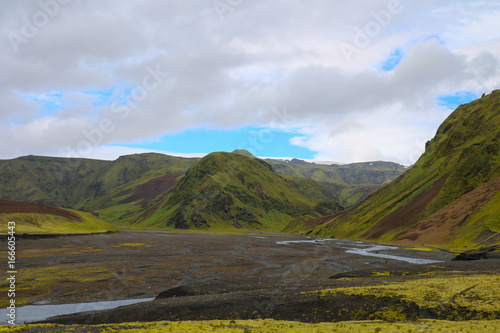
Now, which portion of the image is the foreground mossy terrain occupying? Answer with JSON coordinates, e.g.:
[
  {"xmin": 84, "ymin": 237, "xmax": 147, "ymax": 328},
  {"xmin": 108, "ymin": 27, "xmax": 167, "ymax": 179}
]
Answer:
[
  {"xmin": 313, "ymin": 273, "xmax": 500, "ymax": 320},
  {"xmin": 2, "ymin": 319, "xmax": 500, "ymax": 333}
]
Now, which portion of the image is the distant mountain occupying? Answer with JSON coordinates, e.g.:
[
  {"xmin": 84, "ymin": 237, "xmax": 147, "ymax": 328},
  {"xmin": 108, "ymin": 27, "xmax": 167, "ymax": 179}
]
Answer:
[
  {"xmin": 0, "ymin": 153, "xmax": 198, "ymax": 210},
  {"xmin": 304, "ymin": 90, "xmax": 500, "ymax": 250},
  {"xmin": 0, "ymin": 149, "xmax": 404, "ymax": 226},
  {"xmin": 267, "ymin": 159, "xmax": 406, "ymax": 208},
  {"xmin": 126, "ymin": 152, "xmax": 343, "ymax": 231},
  {"xmin": 0, "ymin": 199, "xmax": 117, "ymax": 235}
]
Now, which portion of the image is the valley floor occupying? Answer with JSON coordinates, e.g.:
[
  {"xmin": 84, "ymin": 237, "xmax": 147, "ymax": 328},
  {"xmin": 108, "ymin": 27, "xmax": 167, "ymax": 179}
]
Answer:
[{"xmin": 1, "ymin": 231, "xmax": 498, "ymax": 331}]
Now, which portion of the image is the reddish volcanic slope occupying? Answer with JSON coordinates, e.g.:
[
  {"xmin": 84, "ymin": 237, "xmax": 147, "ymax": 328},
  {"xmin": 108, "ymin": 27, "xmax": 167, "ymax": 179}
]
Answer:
[
  {"xmin": 394, "ymin": 176, "xmax": 500, "ymax": 246},
  {"xmin": 0, "ymin": 199, "xmax": 82, "ymax": 221}
]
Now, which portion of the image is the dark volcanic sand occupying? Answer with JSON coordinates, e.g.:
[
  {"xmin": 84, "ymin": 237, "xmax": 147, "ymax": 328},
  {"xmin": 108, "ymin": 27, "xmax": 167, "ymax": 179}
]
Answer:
[
  {"xmin": 14, "ymin": 230, "xmax": 450, "ymax": 307},
  {"xmin": 12, "ymin": 230, "xmax": 500, "ymax": 325}
]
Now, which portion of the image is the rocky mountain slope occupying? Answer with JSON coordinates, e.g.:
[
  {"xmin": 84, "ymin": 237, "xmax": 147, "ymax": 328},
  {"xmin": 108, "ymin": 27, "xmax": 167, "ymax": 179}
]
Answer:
[{"xmin": 303, "ymin": 90, "xmax": 500, "ymax": 250}]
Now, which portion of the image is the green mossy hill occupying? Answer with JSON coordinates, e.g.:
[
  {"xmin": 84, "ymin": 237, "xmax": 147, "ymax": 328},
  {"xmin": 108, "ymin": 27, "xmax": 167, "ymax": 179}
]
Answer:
[
  {"xmin": 268, "ymin": 159, "xmax": 405, "ymax": 185},
  {"xmin": 0, "ymin": 199, "xmax": 118, "ymax": 235},
  {"xmin": 232, "ymin": 149, "xmax": 255, "ymax": 157},
  {"xmin": 268, "ymin": 159, "xmax": 405, "ymax": 207},
  {"xmin": 307, "ymin": 90, "xmax": 500, "ymax": 250},
  {"xmin": 0, "ymin": 152, "xmax": 401, "ymax": 223},
  {"xmin": 0, "ymin": 153, "xmax": 198, "ymax": 212},
  {"xmin": 130, "ymin": 152, "xmax": 343, "ymax": 231}
]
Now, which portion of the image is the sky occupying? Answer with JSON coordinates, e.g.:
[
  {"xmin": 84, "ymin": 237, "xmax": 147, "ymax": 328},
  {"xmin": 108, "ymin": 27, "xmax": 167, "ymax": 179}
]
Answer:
[{"xmin": 1, "ymin": 0, "xmax": 500, "ymax": 165}]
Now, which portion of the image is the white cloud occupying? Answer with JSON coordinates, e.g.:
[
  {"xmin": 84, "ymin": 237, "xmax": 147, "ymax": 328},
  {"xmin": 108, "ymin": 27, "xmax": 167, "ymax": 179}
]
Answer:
[{"xmin": 0, "ymin": 0, "xmax": 499, "ymax": 162}]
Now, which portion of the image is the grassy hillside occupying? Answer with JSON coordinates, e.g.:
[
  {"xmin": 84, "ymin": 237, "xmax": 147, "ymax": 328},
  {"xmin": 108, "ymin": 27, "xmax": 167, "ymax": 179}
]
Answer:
[
  {"xmin": 305, "ymin": 90, "xmax": 500, "ymax": 250},
  {"xmin": 269, "ymin": 159, "xmax": 405, "ymax": 185},
  {"xmin": 268, "ymin": 159, "xmax": 405, "ymax": 207},
  {"xmin": 0, "ymin": 154, "xmax": 198, "ymax": 213},
  {"xmin": 0, "ymin": 156, "xmax": 108, "ymax": 208},
  {"xmin": 128, "ymin": 152, "xmax": 343, "ymax": 231},
  {"xmin": 234, "ymin": 149, "xmax": 404, "ymax": 208},
  {"xmin": 0, "ymin": 150, "xmax": 402, "ymax": 225},
  {"xmin": 0, "ymin": 199, "xmax": 118, "ymax": 235}
]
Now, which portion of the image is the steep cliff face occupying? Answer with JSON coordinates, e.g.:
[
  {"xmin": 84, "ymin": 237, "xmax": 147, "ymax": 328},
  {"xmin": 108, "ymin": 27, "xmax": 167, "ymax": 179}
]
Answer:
[{"xmin": 306, "ymin": 90, "xmax": 500, "ymax": 250}]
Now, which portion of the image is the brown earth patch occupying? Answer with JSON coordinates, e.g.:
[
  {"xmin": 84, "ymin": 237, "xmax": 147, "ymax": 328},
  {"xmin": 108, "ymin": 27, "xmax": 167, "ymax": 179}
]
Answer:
[
  {"xmin": 0, "ymin": 199, "xmax": 82, "ymax": 221},
  {"xmin": 362, "ymin": 177, "xmax": 448, "ymax": 240},
  {"xmin": 395, "ymin": 176, "xmax": 500, "ymax": 246},
  {"xmin": 119, "ymin": 171, "xmax": 183, "ymax": 207},
  {"xmin": 303, "ymin": 212, "xmax": 342, "ymax": 230},
  {"xmin": 319, "ymin": 182, "xmax": 347, "ymax": 196}
]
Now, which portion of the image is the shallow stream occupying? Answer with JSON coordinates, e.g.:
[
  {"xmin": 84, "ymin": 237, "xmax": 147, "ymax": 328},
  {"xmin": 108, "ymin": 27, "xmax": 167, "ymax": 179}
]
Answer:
[{"xmin": 3, "ymin": 297, "xmax": 154, "ymax": 324}]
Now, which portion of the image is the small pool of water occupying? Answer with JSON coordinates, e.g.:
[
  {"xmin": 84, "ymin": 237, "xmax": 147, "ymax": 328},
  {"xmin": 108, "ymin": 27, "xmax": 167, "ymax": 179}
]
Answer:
[{"xmin": 3, "ymin": 297, "xmax": 154, "ymax": 324}]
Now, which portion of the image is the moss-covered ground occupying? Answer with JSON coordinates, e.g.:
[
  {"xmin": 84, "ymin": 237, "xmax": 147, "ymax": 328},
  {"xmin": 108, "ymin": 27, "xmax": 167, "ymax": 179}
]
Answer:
[
  {"xmin": 2, "ymin": 319, "xmax": 500, "ymax": 332},
  {"xmin": 0, "ymin": 212, "xmax": 118, "ymax": 235},
  {"xmin": 0, "ymin": 231, "xmax": 497, "ymax": 331},
  {"xmin": 313, "ymin": 273, "xmax": 500, "ymax": 320}
]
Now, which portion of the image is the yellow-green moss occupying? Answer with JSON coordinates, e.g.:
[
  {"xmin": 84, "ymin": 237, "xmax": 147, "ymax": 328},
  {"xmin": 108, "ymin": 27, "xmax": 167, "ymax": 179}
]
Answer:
[
  {"xmin": 315, "ymin": 273, "xmax": 500, "ymax": 314},
  {"xmin": 0, "ymin": 211, "xmax": 118, "ymax": 235},
  {"xmin": 113, "ymin": 243, "xmax": 151, "ymax": 247},
  {"xmin": 0, "ymin": 264, "xmax": 116, "ymax": 307},
  {"xmin": 400, "ymin": 246, "xmax": 438, "ymax": 252},
  {"xmin": 2, "ymin": 319, "xmax": 500, "ymax": 333}
]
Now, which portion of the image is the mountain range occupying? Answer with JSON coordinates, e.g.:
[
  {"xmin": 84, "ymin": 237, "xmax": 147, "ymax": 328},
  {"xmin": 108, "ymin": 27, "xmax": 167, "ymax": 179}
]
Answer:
[
  {"xmin": 1, "ymin": 91, "xmax": 499, "ymax": 250},
  {"xmin": 0, "ymin": 149, "xmax": 403, "ymax": 232}
]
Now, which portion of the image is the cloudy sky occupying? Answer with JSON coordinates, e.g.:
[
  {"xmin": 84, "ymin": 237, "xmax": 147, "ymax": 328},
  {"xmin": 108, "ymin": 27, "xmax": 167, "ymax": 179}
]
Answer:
[{"xmin": 1, "ymin": 0, "xmax": 499, "ymax": 165}]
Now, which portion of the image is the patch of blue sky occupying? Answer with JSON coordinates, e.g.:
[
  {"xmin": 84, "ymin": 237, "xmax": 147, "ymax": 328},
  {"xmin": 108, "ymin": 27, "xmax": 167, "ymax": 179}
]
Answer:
[
  {"xmin": 82, "ymin": 88, "xmax": 116, "ymax": 107},
  {"xmin": 121, "ymin": 126, "xmax": 316, "ymax": 159},
  {"xmin": 183, "ymin": 106, "xmax": 199, "ymax": 114},
  {"xmin": 437, "ymin": 91, "xmax": 479, "ymax": 109},
  {"xmin": 381, "ymin": 36, "xmax": 443, "ymax": 72},
  {"xmin": 424, "ymin": 35, "xmax": 443, "ymax": 43},
  {"xmin": 113, "ymin": 86, "xmax": 135, "ymax": 106},
  {"xmin": 380, "ymin": 48, "xmax": 405, "ymax": 72},
  {"xmin": 23, "ymin": 91, "xmax": 64, "ymax": 117}
]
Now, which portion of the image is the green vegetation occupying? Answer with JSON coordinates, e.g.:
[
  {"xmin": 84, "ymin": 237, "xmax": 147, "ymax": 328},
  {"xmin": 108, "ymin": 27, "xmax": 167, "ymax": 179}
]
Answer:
[
  {"xmin": 316, "ymin": 273, "xmax": 500, "ymax": 316},
  {"xmin": 268, "ymin": 159, "xmax": 405, "ymax": 208},
  {"xmin": 305, "ymin": 91, "xmax": 500, "ymax": 250},
  {"xmin": 131, "ymin": 152, "xmax": 343, "ymax": 231},
  {"xmin": 0, "ymin": 263, "xmax": 116, "ymax": 307},
  {"xmin": 0, "ymin": 212, "xmax": 117, "ymax": 235},
  {"xmin": 0, "ymin": 153, "xmax": 198, "ymax": 210},
  {"xmin": 0, "ymin": 200, "xmax": 118, "ymax": 235},
  {"xmin": 0, "ymin": 150, "xmax": 402, "ymax": 230},
  {"xmin": 2, "ymin": 319, "xmax": 500, "ymax": 332}
]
